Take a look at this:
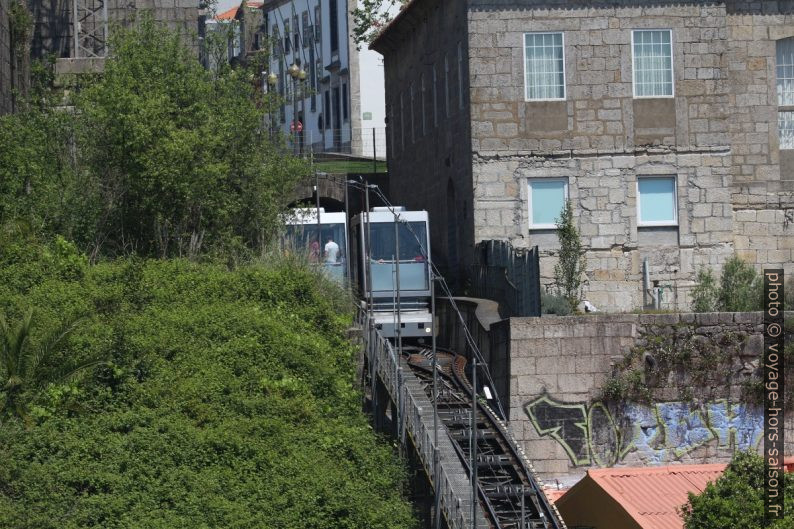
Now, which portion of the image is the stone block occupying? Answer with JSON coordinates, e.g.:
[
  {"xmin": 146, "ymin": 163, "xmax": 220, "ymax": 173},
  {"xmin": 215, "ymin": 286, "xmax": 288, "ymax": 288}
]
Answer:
[
  {"xmin": 743, "ymin": 334, "xmax": 764, "ymax": 356},
  {"xmin": 517, "ymin": 374, "xmax": 558, "ymax": 394},
  {"xmin": 544, "ymin": 324, "xmax": 575, "ymax": 339},
  {"xmin": 557, "ymin": 373, "xmax": 594, "ymax": 394},
  {"xmin": 511, "ymin": 321, "xmax": 545, "ymax": 339},
  {"xmin": 512, "ymin": 358, "xmax": 536, "ymax": 376},
  {"xmin": 537, "ymin": 355, "xmax": 576, "ymax": 375}
]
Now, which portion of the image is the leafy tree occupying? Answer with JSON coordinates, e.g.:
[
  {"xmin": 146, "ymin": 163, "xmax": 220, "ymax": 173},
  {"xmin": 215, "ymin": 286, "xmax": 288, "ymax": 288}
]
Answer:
[
  {"xmin": 351, "ymin": 0, "xmax": 409, "ymax": 46},
  {"xmin": 0, "ymin": 89, "xmax": 82, "ymax": 240},
  {"xmin": 682, "ymin": 451, "xmax": 793, "ymax": 529},
  {"xmin": 554, "ymin": 200, "xmax": 587, "ymax": 312},
  {"xmin": 73, "ymin": 15, "xmax": 305, "ymax": 259},
  {"xmin": 0, "ymin": 15, "xmax": 306, "ymax": 260}
]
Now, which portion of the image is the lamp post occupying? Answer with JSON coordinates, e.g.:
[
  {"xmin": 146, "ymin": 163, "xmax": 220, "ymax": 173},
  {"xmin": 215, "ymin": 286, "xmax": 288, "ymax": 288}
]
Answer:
[
  {"xmin": 288, "ymin": 62, "xmax": 305, "ymax": 156},
  {"xmin": 298, "ymin": 68, "xmax": 307, "ymax": 155}
]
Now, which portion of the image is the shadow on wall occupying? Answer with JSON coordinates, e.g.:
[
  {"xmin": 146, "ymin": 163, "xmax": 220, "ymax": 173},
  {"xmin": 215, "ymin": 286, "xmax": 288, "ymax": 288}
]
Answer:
[{"xmin": 524, "ymin": 393, "xmax": 763, "ymax": 468}]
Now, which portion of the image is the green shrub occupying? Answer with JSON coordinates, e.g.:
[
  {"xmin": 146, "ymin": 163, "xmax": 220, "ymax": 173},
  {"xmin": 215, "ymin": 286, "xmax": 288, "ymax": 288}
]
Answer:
[
  {"xmin": 0, "ymin": 16, "xmax": 306, "ymax": 260},
  {"xmin": 718, "ymin": 256, "xmax": 762, "ymax": 312},
  {"xmin": 0, "ymin": 239, "xmax": 416, "ymax": 529},
  {"xmin": 553, "ymin": 200, "xmax": 587, "ymax": 313},
  {"xmin": 682, "ymin": 451, "xmax": 793, "ymax": 529},
  {"xmin": 690, "ymin": 255, "xmax": 763, "ymax": 312},
  {"xmin": 691, "ymin": 267, "xmax": 718, "ymax": 312},
  {"xmin": 541, "ymin": 291, "xmax": 572, "ymax": 316}
]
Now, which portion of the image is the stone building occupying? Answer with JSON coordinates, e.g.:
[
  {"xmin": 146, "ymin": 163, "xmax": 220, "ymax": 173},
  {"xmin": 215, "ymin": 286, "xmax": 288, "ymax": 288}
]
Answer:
[
  {"xmin": 28, "ymin": 0, "xmax": 200, "ymax": 60},
  {"xmin": 2, "ymin": 0, "xmax": 201, "ymax": 113},
  {"xmin": 372, "ymin": 0, "xmax": 794, "ymax": 312}
]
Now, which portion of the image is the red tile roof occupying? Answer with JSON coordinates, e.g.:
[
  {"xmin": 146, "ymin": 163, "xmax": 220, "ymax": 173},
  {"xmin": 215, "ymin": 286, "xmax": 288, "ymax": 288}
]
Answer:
[
  {"xmin": 543, "ymin": 487, "xmax": 568, "ymax": 504},
  {"xmin": 215, "ymin": 6, "xmax": 238, "ymax": 20},
  {"xmin": 559, "ymin": 464, "xmax": 727, "ymax": 529}
]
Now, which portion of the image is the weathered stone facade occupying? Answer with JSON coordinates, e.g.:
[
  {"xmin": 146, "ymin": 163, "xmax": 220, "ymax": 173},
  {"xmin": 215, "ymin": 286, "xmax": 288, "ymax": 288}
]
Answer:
[
  {"xmin": 28, "ymin": 0, "xmax": 200, "ymax": 62},
  {"xmin": 373, "ymin": 0, "xmax": 794, "ymax": 311},
  {"xmin": 373, "ymin": 0, "xmax": 474, "ymax": 288},
  {"xmin": 505, "ymin": 311, "xmax": 793, "ymax": 486}
]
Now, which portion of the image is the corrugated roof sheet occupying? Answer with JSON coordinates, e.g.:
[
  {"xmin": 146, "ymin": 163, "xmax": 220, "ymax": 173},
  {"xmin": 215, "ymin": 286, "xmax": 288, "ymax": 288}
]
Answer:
[{"xmin": 587, "ymin": 464, "xmax": 727, "ymax": 529}]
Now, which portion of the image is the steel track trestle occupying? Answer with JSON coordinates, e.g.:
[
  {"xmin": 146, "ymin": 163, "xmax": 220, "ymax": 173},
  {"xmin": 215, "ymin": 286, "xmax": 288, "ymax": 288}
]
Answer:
[{"xmin": 405, "ymin": 347, "xmax": 566, "ymax": 529}]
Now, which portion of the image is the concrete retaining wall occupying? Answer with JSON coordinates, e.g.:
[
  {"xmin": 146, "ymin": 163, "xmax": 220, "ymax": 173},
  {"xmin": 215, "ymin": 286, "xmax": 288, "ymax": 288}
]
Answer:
[{"xmin": 504, "ymin": 311, "xmax": 793, "ymax": 486}]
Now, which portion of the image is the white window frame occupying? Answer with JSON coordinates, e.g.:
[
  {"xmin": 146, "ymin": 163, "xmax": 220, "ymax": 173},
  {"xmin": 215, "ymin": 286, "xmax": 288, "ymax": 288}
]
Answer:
[
  {"xmin": 631, "ymin": 29, "xmax": 675, "ymax": 99},
  {"xmin": 523, "ymin": 32, "xmax": 566, "ymax": 102},
  {"xmin": 527, "ymin": 178, "xmax": 569, "ymax": 230},
  {"xmin": 636, "ymin": 175, "xmax": 679, "ymax": 227},
  {"xmin": 776, "ymin": 38, "xmax": 794, "ymax": 149}
]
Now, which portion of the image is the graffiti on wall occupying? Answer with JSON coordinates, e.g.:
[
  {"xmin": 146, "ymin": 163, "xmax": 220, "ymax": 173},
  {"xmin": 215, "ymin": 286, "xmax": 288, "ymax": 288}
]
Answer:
[{"xmin": 524, "ymin": 393, "xmax": 763, "ymax": 467}]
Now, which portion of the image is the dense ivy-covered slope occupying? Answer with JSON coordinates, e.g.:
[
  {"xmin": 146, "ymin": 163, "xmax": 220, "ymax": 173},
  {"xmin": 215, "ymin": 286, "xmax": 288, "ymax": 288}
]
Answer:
[{"xmin": 0, "ymin": 238, "xmax": 416, "ymax": 528}]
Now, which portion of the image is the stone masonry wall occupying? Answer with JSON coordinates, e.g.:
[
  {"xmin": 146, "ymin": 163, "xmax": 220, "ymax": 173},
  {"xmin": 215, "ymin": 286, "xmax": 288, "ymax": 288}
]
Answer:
[
  {"xmin": 28, "ymin": 0, "xmax": 199, "ymax": 61},
  {"xmin": 465, "ymin": 1, "xmax": 793, "ymax": 311},
  {"xmin": 506, "ymin": 312, "xmax": 793, "ymax": 487},
  {"xmin": 377, "ymin": 0, "xmax": 474, "ymax": 287},
  {"xmin": 727, "ymin": 9, "xmax": 794, "ymax": 274}
]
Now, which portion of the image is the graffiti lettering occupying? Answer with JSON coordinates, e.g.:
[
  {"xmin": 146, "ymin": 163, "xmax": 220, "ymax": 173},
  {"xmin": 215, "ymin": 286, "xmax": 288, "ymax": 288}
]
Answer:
[{"xmin": 524, "ymin": 394, "xmax": 763, "ymax": 467}]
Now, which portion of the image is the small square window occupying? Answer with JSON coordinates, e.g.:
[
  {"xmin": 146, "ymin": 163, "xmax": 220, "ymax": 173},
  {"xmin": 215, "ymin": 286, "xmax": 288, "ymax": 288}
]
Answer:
[
  {"xmin": 632, "ymin": 30, "xmax": 673, "ymax": 98},
  {"xmin": 528, "ymin": 179, "xmax": 568, "ymax": 229},
  {"xmin": 637, "ymin": 176, "xmax": 678, "ymax": 226},
  {"xmin": 524, "ymin": 32, "xmax": 565, "ymax": 100}
]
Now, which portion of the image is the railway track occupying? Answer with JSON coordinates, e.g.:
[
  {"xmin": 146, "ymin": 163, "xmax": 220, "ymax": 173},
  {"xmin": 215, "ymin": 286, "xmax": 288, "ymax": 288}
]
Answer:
[{"xmin": 405, "ymin": 346, "xmax": 565, "ymax": 529}]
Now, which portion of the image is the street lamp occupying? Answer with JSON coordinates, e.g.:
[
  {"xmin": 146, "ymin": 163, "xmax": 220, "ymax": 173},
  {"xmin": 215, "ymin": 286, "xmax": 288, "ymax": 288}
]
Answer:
[
  {"xmin": 288, "ymin": 62, "xmax": 305, "ymax": 156},
  {"xmin": 298, "ymin": 68, "xmax": 307, "ymax": 155}
]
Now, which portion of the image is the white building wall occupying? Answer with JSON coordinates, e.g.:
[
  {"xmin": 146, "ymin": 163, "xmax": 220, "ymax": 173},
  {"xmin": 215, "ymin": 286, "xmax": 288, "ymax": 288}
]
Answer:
[
  {"xmin": 263, "ymin": 0, "xmax": 356, "ymax": 155},
  {"xmin": 353, "ymin": 0, "xmax": 398, "ymax": 160}
]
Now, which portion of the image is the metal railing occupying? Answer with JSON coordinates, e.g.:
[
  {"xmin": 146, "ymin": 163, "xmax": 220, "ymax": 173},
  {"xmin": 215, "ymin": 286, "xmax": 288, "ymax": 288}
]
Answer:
[
  {"xmin": 359, "ymin": 310, "xmax": 480, "ymax": 529},
  {"xmin": 270, "ymin": 126, "xmax": 387, "ymax": 160}
]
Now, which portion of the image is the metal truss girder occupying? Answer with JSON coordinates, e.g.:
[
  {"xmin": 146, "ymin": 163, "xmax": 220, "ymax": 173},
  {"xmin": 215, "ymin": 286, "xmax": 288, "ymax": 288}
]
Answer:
[{"xmin": 73, "ymin": 0, "xmax": 108, "ymax": 58}]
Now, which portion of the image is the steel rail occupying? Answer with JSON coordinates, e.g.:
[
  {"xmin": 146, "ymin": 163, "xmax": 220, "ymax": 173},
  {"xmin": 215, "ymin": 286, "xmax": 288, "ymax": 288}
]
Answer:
[{"xmin": 405, "ymin": 347, "xmax": 566, "ymax": 529}]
